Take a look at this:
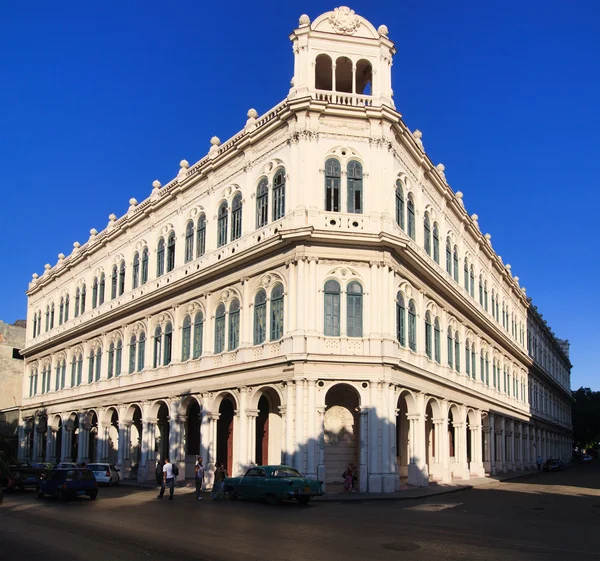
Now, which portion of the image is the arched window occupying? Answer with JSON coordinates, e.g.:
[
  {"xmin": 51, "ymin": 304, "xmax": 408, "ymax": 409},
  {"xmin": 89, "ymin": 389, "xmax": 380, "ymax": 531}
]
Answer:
[
  {"xmin": 141, "ymin": 247, "xmax": 149, "ymax": 284},
  {"xmin": 108, "ymin": 342, "xmax": 115, "ymax": 379},
  {"xmin": 254, "ymin": 289, "xmax": 267, "ymax": 345},
  {"xmin": 70, "ymin": 356, "xmax": 77, "ymax": 387},
  {"xmin": 270, "ymin": 283, "xmax": 284, "ymax": 341},
  {"xmin": 157, "ymin": 238, "xmax": 165, "ymax": 277},
  {"xmin": 50, "ymin": 303, "xmax": 55, "ymax": 328},
  {"xmin": 335, "ymin": 56, "xmax": 353, "ymax": 93},
  {"xmin": 425, "ymin": 311, "xmax": 432, "ymax": 359},
  {"xmin": 324, "ymin": 280, "xmax": 341, "ymax": 336},
  {"xmin": 193, "ymin": 312, "xmax": 204, "ymax": 359},
  {"xmin": 272, "ymin": 169, "xmax": 285, "ymax": 221},
  {"xmin": 446, "ymin": 238, "xmax": 452, "ymax": 275},
  {"xmin": 495, "ymin": 296, "xmax": 499, "ymax": 322},
  {"xmin": 479, "ymin": 276, "xmax": 483, "ymax": 305},
  {"xmin": 453, "ymin": 246, "xmax": 459, "ymax": 282},
  {"xmin": 77, "ymin": 353, "xmax": 83, "ymax": 385},
  {"xmin": 215, "ymin": 303, "xmax": 226, "ymax": 354},
  {"xmin": 355, "ymin": 59, "xmax": 372, "ymax": 95},
  {"xmin": 485, "ymin": 353, "xmax": 490, "ymax": 386},
  {"xmin": 231, "ymin": 194, "xmax": 243, "ymax": 241},
  {"xmin": 408, "ymin": 300, "xmax": 417, "ymax": 351},
  {"xmin": 396, "ymin": 292, "xmax": 406, "ymax": 347},
  {"xmin": 491, "ymin": 290, "xmax": 496, "ymax": 318},
  {"xmin": 196, "ymin": 214, "xmax": 206, "ymax": 258},
  {"xmin": 32, "ymin": 314, "xmax": 37, "ymax": 338},
  {"xmin": 480, "ymin": 350, "xmax": 485, "ymax": 383},
  {"xmin": 465, "ymin": 340, "xmax": 471, "ymax": 377},
  {"xmin": 153, "ymin": 326, "xmax": 162, "ymax": 368},
  {"xmin": 119, "ymin": 261, "xmax": 126, "ymax": 295},
  {"xmin": 447, "ymin": 329, "xmax": 454, "ymax": 368},
  {"xmin": 95, "ymin": 348, "xmax": 102, "ymax": 382},
  {"xmin": 395, "ymin": 179, "xmax": 405, "ymax": 229},
  {"xmin": 163, "ymin": 322, "xmax": 173, "ymax": 366},
  {"xmin": 45, "ymin": 306, "xmax": 50, "ymax": 331},
  {"xmin": 185, "ymin": 221, "xmax": 194, "ymax": 263},
  {"xmin": 469, "ymin": 265, "xmax": 475, "ymax": 298},
  {"xmin": 347, "ymin": 282, "xmax": 363, "ymax": 337},
  {"xmin": 325, "ymin": 159, "xmax": 341, "ymax": 212},
  {"xmin": 182, "ymin": 315, "xmax": 192, "ymax": 361},
  {"xmin": 167, "ymin": 232, "xmax": 176, "ymax": 272},
  {"xmin": 74, "ymin": 289, "xmax": 80, "ymax": 318},
  {"xmin": 59, "ymin": 297, "xmax": 64, "ymax": 325},
  {"xmin": 434, "ymin": 318, "xmax": 441, "ymax": 363},
  {"xmin": 138, "ymin": 332, "xmax": 146, "ymax": 371},
  {"xmin": 471, "ymin": 344, "xmax": 476, "ymax": 380},
  {"xmin": 256, "ymin": 178, "xmax": 269, "ymax": 228},
  {"xmin": 484, "ymin": 281, "xmax": 488, "ymax": 311},
  {"xmin": 407, "ymin": 196, "xmax": 415, "ymax": 240},
  {"xmin": 37, "ymin": 310, "xmax": 42, "ymax": 335},
  {"xmin": 424, "ymin": 213, "xmax": 431, "ymax": 256},
  {"xmin": 132, "ymin": 252, "xmax": 140, "ymax": 289},
  {"xmin": 111, "ymin": 265, "xmax": 118, "ymax": 299},
  {"xmin": 129, "ymin": 335, "xmax": 137, "ymax": 374},
  {"xmin": 217, "ymin": 202, "xmax": 228, "ymax": 247},
  {"xmin": 464, "ymin": 258, "xmax": 469, "ymax": 291},
  {"xmin": 89, "ymin": 350, "xmax": 96, "ymax": 383},
  {"xmin": 433, "ymin": 223, "xmax": 440, "ymax": 263},
  {"xmin": 347, "ymin": 160, "xmax": 362, "ymax": 214},
  {"xmin": 64, "ymin": 294, "xmax": 70, "ymax": 322},
  {"xmin": 454, "ymin": 332, "xmax": 460, "ymax": 372},
  {"xmin": 228, "ymin": 299, "xmax": 240, "ymax": 350},
  {"xmin": 315, "ymin": 53, "xmax": 333, "ymax": 91}
]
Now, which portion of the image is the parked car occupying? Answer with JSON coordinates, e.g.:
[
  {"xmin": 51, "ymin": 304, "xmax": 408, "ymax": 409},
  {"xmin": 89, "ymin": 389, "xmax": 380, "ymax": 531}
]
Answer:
[
  {"xmin": 223, "ymin": 465, "xmax": 323, "ymax": 505},
  {"xmin": 87, "ymin": 463, "xmax": 120, "ymax": 486},
  {"xmin": 580, "ymin": 454, "xmax": 593, "ymax": 463},
  {"xmin": 55, "ymin": 462, "xmax": 78, "ymax": 469},
  {"xmin": 37, "ymin": 468, "xmax": 98, "ymax": 500},
  {"xmin": 5, "ymin": 463, "xmax": 49, "ymax": 491},
  {"xmin": 543, "ymin": 459, "xmax": 564, "ymax": 472}
]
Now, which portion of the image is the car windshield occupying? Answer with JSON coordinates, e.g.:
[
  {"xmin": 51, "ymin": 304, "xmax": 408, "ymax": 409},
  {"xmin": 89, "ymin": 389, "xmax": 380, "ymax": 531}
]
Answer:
[
  {"xmin": 87, "ymin": 465, "xmax": 104, "ymax": 471},
  {"xmin": 78, "ymin": 470, "xmax": 95, "ymax": 480},
  {"xmin": 272, "ymin": 468, "xmax": 302, "ymax": 478}
]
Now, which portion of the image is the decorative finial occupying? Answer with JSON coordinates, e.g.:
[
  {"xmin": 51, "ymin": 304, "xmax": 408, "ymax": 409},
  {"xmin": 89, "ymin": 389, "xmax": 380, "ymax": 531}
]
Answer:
[
  {"xmin": 299, "ymin": 14, "xmax": 310, "ymax": 26},
  {"xmin": 436, "ymin": 163, "xmax": 447, "ymax": 183},
  {"xmin": 32, "ymin": 273, "xmax": 39, "ymax": 280},
  {"xmin": 378, "ymin": 24, "xmax": 389, "ymax": 37},
  {"xmin": 90, "ymin": 228, "xmax": 97, "ymax": 236},
  {"xmin": 44, "ymin": 263, "xmax": 51, "ymax": 272},
  {"xmin": 471, "ymin": 213, "xmax": 478, "ymax": 221},
  {"xmin": 128, "ymin": 198, "xmax": 138, "ymax": 212},
  {"xmin": 514, "ymin": 276, "xmax": 519, "ymax": 284},
  {"xmin": 209, "ymin": 136, "xmax": 221, "ymax": 157},
  {"xmin": 73, "ymin": 241, "xmax": 80, "ymax": 249},
  {"xmin": 522, "ymin": 287, "xmax": 527, "ymax": 294},
  {"xmin": 179, "ymin": 159, "xmax": 189, "ymax": 169},
  {"xmin": 484, "ymin": 233, "xmax": 492, "ymax": 245},
  {"xmin": 109, "ymin": 213, "xmax": 117, "ymax": 222},
  {"xmin": 210, "ymin": 136, "xmax": 221, "ymax": 146},
  {"xmin": 247, "ymin": 108, "xmax": 258, "ymax": 119},
  {"xmin": 506, "ymin": 264, "xmax": 512, "ymax": 271},
  {"xmin": 152, "ymin": 180, "xmax": 162, "ymax": 191},
  {"xmin": 245, "ymin": 109, "xmax": 258, "ymax": 133},
  {"xmin": 57, "ymin": 253, "xmax": 65, "ymax": 260},
  {"xmin": 413, "ymin": 129, "xmax": 424, "ymax": 151}
]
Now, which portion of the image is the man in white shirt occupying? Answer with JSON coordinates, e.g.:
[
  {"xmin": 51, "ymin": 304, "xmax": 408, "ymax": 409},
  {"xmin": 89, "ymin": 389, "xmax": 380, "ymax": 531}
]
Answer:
[{"xmin": 157, "ymin": 457, "xmax": 175, "ymax": 500}]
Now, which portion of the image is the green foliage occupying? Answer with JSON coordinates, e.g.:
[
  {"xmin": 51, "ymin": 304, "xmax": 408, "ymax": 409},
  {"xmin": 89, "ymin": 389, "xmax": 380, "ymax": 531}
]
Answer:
[{"xmin": 572, "ymin": 387, "xmax": 600, "ymax": 452}]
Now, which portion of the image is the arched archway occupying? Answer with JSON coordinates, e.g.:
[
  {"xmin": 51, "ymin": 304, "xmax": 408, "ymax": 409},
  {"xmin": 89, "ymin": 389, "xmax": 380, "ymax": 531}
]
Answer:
[
  {"xmin": 425, "ymin": 398, "xmax": 443, "ymax": 481},
  {"xmin": 396, "ymin": 390, "xmax": 418, "ymax": 485},
  {"xmin": 182, "ymin": 396, "xmax": 202, "ymax": 478},
  {"xmin": 155, "ymin": 402, "xmax": 170, "ymax": 463},
  {"xmin": 324, "ymin": 383, "xmax": 360, "ymax": 490},
  {"xmin": 88, "ymin": 412, "xmax": 98, "ymax": 463},
  {"xmin": 217, "ymin": 396, "xmax": 235, "ymax": 476},
  {"xmin": 252, "ymin": 387, "xmax": 282, "ymax": 466},
  {"xmin": 69, "ymin": 413, "xmax": 79, "ymax": 462}
]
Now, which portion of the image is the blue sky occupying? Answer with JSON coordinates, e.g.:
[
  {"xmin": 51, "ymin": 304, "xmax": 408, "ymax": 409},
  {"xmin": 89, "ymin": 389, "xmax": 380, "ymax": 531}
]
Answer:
[{"xmin": 1, "ymin": 1, "xmax": 598, "ymax": 390}]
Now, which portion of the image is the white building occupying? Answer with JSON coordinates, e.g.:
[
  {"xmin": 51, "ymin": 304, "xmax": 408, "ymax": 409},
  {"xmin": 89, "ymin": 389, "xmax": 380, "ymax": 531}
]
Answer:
[{"xmin": 19, "ymin": 7, "xmax": 572, "ymax": 492}]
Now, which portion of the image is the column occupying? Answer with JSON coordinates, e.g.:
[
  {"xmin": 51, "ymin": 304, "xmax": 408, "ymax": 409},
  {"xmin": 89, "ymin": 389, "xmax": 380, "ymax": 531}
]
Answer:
[
  {"xmin": 32, "ymin": 423, "xmax": 40, "ymax": 461},
  {"xmin": 238, "ymin": 387, "xmax": 249, "ymax": 468},
  {"xmin": 453, "ymin": 421, "xmax": 469, "ymax": 480},
  {"xmin": 306, "ymin": 380, "xmax": 317, "ymax": 478},
  {"xmin": 316, "ymin": 406, "xmax": 326, "ymax": 488},
  {"xmin": 18, "ymin": 424, "xmax": 26, "ymax": 461},
  {"xmin": 199, "ymin": 406, "xmax": 209, "ymax": 468},
  {"xmin": 139, "ymin": 417, "xmax": 156, "ymax": 483},
  {"xmin": 296, "ymin": 258, "xmax": 305, "ymax": 333},
  {"xmin": 381, "ymin": 384, "xmax": 396, "ymax": 493},
  {"xmin": 407, "ymin": 413, "xmax": 428, "ymax": 487},
  {"xmin": 308, "ymin": 258, "xmax": 318, "ymax": 334},
  {"xmin": 489, "ymin": 413, "xmax": 496, "ymax": 476},
  {"xmin": 471, "ymin": 410, "xmax": 485, "ymax": 476},
  {"xmin": 62, "ymin": 427, "xmax": 73, "ymax": 462},
  {"xmin": 359, "ymin": 409, "xmax": 368, "ymax": 492},
  {"xmin": 381, "ymin": 264, "xmax": 390, "ymax": 338},
  {"xmin": 509, "ymin": 423, "xmax": 516, "ymax": 471},
  {"xmin": 368, "ymin": 381, "xmax": 382, "ymax": 492},
  {"xmin": 285, "ymin": 382, "xmax": 295, "ymax": 465},
  {"xmin": 246, "ymin": 410, "xmax": 258, "ymax": 466},
  {"xmin": 241, "ymin": 279, "xmax": 251, "ymax": 347},
  {"xmin": 294, "ymin": 380, "xmax": 305, "ymax": 473},
  {"xmin": 500, "ymin": 417, "xmax": 507, "ymax": 473}
]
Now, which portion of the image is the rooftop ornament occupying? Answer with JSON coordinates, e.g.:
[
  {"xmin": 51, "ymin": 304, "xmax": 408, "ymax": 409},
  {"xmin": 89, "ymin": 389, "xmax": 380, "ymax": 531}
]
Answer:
[
  {"xmin": 471, "ymin": 213, "xmax": 479, "ymax": 230},
  {"xmin": 128, "ymin": 198, "xmax": 138, "ymax": 213},
  {"xmin": 455, "ymin": 191, "xmax": 464, "ymax": 207},
  {"xmin": 328, "ymin": 6, "xmax": 361, "ymax": 35},
  {"xmin": 436, "ymin": 163, "xmax": 447, "ymax": 183},
  {"xmin": 73, "ymin": 241, "xmax": 81, "ymax": 250},
  {"xmin": 209, "ymin": 136, "xmax": 221, "ymax": 158},
  {"xmin": 484, "ymin": 233, "xmax": 492, "ymax": 245},
  {"xmin": 57, "ymin": 253, "xmax": 65, "ymax": 261},
  {"xmin": 178, "ymin": 160, "xmax": 189, "ymax": 179},
  {"xmin": 514, "ymin": 276, "xmax": 519, "ymax": 285},
  {"xmin": 89, "ymin": 228, "xmax": 98, "ymax": 241},
  {"xmin": 44, "ymin": 264, "xmax": 51, "ymax": 274},
  {"xmin": 32, "ymin": 273, "xmax": 39, "ymax": 280},
  {"xmin": 107, "ymin": 213, "xmax": 117, "ymax": 228},
  {"xmin": 413, "ymin": 129, "xmax": 424, "ymax": 151},
  {"xmin": 378, "ymin": 24, "xmax": 389, "ymax": 37},
  {"xmin": 299, "ymin": 14, "xmax": 310, "ymax": 26}
]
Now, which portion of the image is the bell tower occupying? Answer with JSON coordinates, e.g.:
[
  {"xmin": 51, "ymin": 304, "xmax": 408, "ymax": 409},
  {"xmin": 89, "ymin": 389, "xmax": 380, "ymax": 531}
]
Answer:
[{"xmin": 288, "ymin": 7, "xmax": 396, "ymax": 108}]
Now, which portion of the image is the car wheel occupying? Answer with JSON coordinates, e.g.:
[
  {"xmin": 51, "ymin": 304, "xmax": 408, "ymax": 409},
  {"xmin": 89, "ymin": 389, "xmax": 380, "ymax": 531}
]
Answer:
[
  {"xmin": 37, "ymin": 489, "xmax": 44, "ymax": 499},
  {"xmin": 108, "ymin": 480, "xmax": 112, "ymax": 488},
  {"xmin": 297, "ymin": 496, "xmax": 310, "ymax": 505},
  {"xmin": 265, "ymin": 494, "xmax": 279, "ymax": 506},
  {"xmin": 89, "ymin": 493, "xmax": 97, "ymax": 500},
  {"xmin": 228, "ymin": 490, "xmax": 238, "ymax": 501},
  {"xmin": 57, "ymin": 490, "xmax": 64, "ymax": 502}
]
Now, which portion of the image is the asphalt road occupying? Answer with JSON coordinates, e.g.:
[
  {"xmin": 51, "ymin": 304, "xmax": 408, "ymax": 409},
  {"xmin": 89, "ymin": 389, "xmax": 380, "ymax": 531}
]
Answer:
[{"xmin": 2, "ymin": 462, "xmax": 600, "ymax": 561}]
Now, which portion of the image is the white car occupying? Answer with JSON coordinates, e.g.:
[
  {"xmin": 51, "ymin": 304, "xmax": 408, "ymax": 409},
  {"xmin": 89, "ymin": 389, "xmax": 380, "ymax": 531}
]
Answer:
[
  {"xmin": 55, "ymin": 462, "xmax": 78, "ymax": 469},
  {"xmin": 87, "ymin": 463, "xmax": 121, "ymax": 486}
]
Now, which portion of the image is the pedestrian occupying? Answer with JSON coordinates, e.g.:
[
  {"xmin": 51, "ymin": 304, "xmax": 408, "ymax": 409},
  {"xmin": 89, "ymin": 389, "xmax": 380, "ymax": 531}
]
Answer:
[
  {"xmin": 194, "ymin": 457, "xmax": 205, "ymax": 500},
  {"xmin": 342, "ymin": 462, "xmax": 357, "ymax": 493},
  {"xmin": 211, "ymin": 462, "xmax": 227, "ymax": 500},
  {"xmin": 157, "ymin": 457, "xmax": 175, "ymax": 500},
  {"xmin": 155, "ymin": 460, "xmax": 164, "ymax": 486},
  {"xmin": 536, "ymin": 455, "xmax": 542, "ymax": 471}
]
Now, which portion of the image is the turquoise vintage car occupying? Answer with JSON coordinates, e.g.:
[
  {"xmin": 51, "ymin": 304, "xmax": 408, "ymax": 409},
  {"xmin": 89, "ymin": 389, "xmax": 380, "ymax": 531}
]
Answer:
[{"xmin": 223, "ymin": 465, "xmax": 323, "ymax": 504}]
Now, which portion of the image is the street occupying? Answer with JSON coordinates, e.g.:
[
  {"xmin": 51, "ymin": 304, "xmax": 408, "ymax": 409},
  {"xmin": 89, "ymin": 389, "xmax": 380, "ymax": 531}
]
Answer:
[{"xmin": 2, "ymin": 463, "xmax": 600, "ymax": 561}]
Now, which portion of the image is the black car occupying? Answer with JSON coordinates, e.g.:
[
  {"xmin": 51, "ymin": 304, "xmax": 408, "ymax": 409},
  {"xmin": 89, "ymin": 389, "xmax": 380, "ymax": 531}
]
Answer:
[
  {"xmin": 37, "ymin": 468, "xmax": 98, "ymax": 500},
  {"xmin": 4, "ymin": 463, "xmax": 49, "ymax": 491},
  {"xmin": 543, "ymin": 459, "xmax": 564, "ymax": 472}
]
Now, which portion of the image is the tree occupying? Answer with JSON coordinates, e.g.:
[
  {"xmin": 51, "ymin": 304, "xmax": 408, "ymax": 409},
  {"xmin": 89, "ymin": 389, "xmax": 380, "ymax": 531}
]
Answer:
[{"xmin": 571, "ymin": 387, "xmax": 600, "ymax": 453}]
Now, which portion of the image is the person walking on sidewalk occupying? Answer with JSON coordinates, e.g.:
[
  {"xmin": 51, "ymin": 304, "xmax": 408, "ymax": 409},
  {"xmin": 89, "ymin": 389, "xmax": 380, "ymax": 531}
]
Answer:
[
  {"xmin": 211, "ymin": 462, "xmax": 227, "ymax": 500},
  {"xmin": 536, "ymin": 455, "xmax": 543, "ymax": 471},
  {"xmin": 194, "ymin": 457, "xmax": 205, "ymax": 500},
  {"xmin": 157, "ymin": 457, "xmax": 175, "ymax": 500}
]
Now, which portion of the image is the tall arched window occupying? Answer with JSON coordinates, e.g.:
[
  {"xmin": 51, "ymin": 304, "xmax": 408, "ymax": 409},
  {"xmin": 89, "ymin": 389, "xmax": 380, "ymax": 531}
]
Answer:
[
  {"xmin": 132, "ymin": 252, "xmax": 140, "ymax": 289},
  {"xmin": 425, "ymin": 311, "xmax": 432, "ymax": 359},
  {"xmin": 454, "ymin": 332, "xmax": 460, "ymax": 372},
  {"xmin": 324, "ymin": 280, "xmax": 341, "ymax": 336},
  {"xmin": 471, "ymin": 344, "xmax": 476, "ymax": 380},
  {"xmin": 193, "ymin": 312, "xmax": 203, "ymax": 359},
  {"xmin": 231, "ymin": 194, "xmax": 243, "ymax": 241},
  {"xmin": 254, "ymin": 289, "xmax": 267, "ymax": 345},
  {"xmin": 163, "ymin": 322, "xmax": 173, "ymax": 365},
  {"xmin": 107, "ymin": 342, "xmax": 115, "ymax": 379},
  {"xmin": 217, "ymin": 202, "xmax": 228, "ymax": 247},
  {"xmin": 77, "ymin": 353, "xmax": 83, "ymax": 385},
  {"xmin": 215, "ymin": 303, "xmax": 226, "ymax": 354},
  {"xmin": 408, "ymin": 300, "xmax": 417, "ymax": 351},
  {"xmin": 347, "ymin": 282, "xmax": 363, "ymax": 337},
  {"xmin": 424, "ymin": 213, "xmax": 431, "ymax": 256},
  {"xmin": 167, "ymin": 232, "xmax": 176, "ymax": 272},
  {"xmin": 64, "ymin": 294, "xmax": 70, "ymax": 322},
  {"xmin": 395, "ymin": 179, "xmax": 405, "ymax": 230},
  {"xmin": 182, "ymin": 315, "xmax": 192, "ymax": 361},
  {"xmin": 59, "ymin": 297, "xmax": 64, "ymax": 325},
  {"xmin": 407, "ymin": 196, "xmax": 415, "ymax": 240},
  {"xmin": 446, "ymin": 238, "xmax": 452, "ymax": 275},
  {"xmin": 185, "ymin": 221, "xmax": 194, "ymax": 263},
  {"xmin": 138, "ymin": 332, "xmax": 145, "ymax": 371},
  {"xmin": 272, "ymin": 169, "xmax": 285, "ymax": 221},
  {"xmin": 325, "ymin": 159, "xmax": 341, "ymax": 212},
  {"xmin": 153, "ymin": 326, "xmax": 162, "ymax": 368},
  {"xmin": 480, "ymin": 350, "xmax": 485, "ymax": 383},
  {"xmin": 70, "ymin": 356, "xmax": 77, "ymax": 387},
  {"xmin": 434, "ymin": 318, "xmax": 441, "ymax": 363},
  {"xmin": 256, "ymin": 178, "xmax": 269, "ymax": 228},
  {"xmin": 129, "ymin": 335, "xmax": 137, "ymax": 374},
  {"xmin": 45, "ymin": 306, "xmax": 50, "ymax": 332},
  {"xmin": 453, "ymin": 246, "xmax": 459, "ymax": 282},
  {"xmin": 74, "ymin": 289, "xmax": 80, "ymax": 318},
  {"xmin": 479, "ymin": 276, "xmax": 483, "ymax": 305},
  {"xmin": 447, "ymin": 329, "xmax": 454, "ymax": 368},
  {"xmin": 469, "ymin": 265, "xmax": 475, "ymax": 298},
  {"xmin": 484, "ymin": 281, "xmax": 488, "ymax": 311},
  {"xmin": 465, "ymin": 340, "xmax": 471, "ymax": 377},
  {"xmin": 433, "ymin": 223, "xmax": 440, "ymax": 264},
  {"xmin": 464, "ymin": 258, "xmax": 469, "ymax": 291},
  {"xmin": 396, "ymin": 292, "xmax": 406, "ymax": 347},
  {"xmin": 347, "ymin": 160, "xmax": 363, "ymax": 214},
  {"xmin": 157, "ymin": 238, "xmax": 165, "ymax": 277},
  {"xmin": 32, "ymin": 314, "xmax": 37, "ymax": 338},
  {"xmin": 50, "ymin": 303, "xmax": 55, "ymax": 328},
  {"xmin": 196, "ymin": 214, "xmax": 206, "ymax": 258},
  {"xmin": 270, "ymin": 283, "xmax": 284, "ymax": 341},
  {"xmin": 111, "ymin": 265, "xmax": 118, "ymax": 299},
  {"xmin": 485, "ymin": 353, "xmax": 490, "ymax": 386},
  {"xmin": 141, "ymin": 247, "xmax": 149, "ymax": 284},
  {"xmin": 228, "ymin": 299, "xmax": 240, "ymax": 350},
  {"xmin": 491, "ymin": 291, "xmax": 496, "ymax": 318},
  {"xmin": 119, "ymin": 261, "xmax": 126, "ymax": 295}
]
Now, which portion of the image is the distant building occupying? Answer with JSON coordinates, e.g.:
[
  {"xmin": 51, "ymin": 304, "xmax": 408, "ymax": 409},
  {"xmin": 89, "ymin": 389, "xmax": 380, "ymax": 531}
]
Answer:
[
  {"xmin": 18, "ymin": 7, "xmax": 571, "ymax": 492},
  {"xmin": 0, "ymin": 320, "xmax": 26, "ymax": 461}
]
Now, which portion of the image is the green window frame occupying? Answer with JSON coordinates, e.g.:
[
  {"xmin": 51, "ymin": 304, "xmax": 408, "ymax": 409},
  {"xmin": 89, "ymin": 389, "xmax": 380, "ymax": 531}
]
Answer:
[
  {"xmin": 215, "ymin": 304, "xmax": 226, "ymax": 354},
  {"xmin": 272, "ymin": 169, "xmax": 285, "ymax": 221},
  {"xmin": 408, "ymin": 300, "xmax": 417, "ymax": 351},
  {"xmin": 182, "ymin": 315, "xmax": 191, "ymax": 361},
  {"xmin": 256, "ymin": 178, "xmax": 269, "ymax": 228},
  {"xmin": 396, "ymin": 292, "xmax": 406, "ymax": 346},
  {"xmin": 231, "ymin": 194, "xmax": 243, "ymax": 241},
  {"xmin": 395, "ymin": 179, "xmax": 405, "ymax": 229},
  {"xmin": 270, "ymin": 283, "xmax": 284, "ymax": 341},
  {"xmin": 347, "ymin": 282, "xmax": 363, "ymax": 338},
  {"xmin": 185, "ymin": 221, "xmax": 194, "ymax": 263},
  {"xmin": 254, "ymin": 289, "xmax": 267, "ymax": 345},
  {"xmin": 193, "ymin": 312, "xmax": 203, "ymax": 359},
  {"xmin": 324, "ymin": 280, "xmax": 341, "ymax": 337},
  {"xmin": 228, "ymin": 299, "xmax": 240, "ymax": 350},
  {"xmin": 347, "ymin": 160, "xmax": 363, "ymax": 214},
  {"xmin": 325, "ymin": 159, "xmax": 341, "ymax": 212}
]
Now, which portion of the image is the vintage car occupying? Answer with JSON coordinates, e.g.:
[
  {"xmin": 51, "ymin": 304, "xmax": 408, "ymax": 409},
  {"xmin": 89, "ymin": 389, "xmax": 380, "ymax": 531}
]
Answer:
[{"xmin": 223, "ymin": 465, "xmax": 322, "ymax": 504}]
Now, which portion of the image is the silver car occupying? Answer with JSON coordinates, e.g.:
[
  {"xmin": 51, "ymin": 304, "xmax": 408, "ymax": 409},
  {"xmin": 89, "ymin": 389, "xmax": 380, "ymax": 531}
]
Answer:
[{"xmin": 87, "ymin": 463, "xmax": 121, "ymax": 486}]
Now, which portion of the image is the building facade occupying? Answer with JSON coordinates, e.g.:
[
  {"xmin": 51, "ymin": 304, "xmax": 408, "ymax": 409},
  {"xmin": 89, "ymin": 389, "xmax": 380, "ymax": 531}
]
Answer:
[{"xmin": 19, "ymin": 7, "xmax": 572, "ymax": 492}]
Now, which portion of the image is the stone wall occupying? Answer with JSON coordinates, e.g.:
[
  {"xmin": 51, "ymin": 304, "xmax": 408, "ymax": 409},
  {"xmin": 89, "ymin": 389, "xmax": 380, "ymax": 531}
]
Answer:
[{"xmin": 0, "ymin": 320, "xmax": 27, "ymax": 412}]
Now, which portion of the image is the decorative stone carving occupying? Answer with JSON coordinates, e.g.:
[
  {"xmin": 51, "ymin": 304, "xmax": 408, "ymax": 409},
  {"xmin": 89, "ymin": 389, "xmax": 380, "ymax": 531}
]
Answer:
[
  {"xmin": 455, "ymin": 191, "xmax": 464, "ymax": 207},
  {"xmin": 328, "ymin": 6, "xmax": 361, "ymax": 35},
  {"xmin": 57, "ymin": 253, "xmax": 65, "ymax": 261},
  {"xmin": 436, "ymin": 163, "xmax": 447, "ymax": 183},
  {"xmin": 209, "ymin": 136, "xmax": 221, "ymax": 157},
  {"xmin": 299, "ymin": 14, "xmax": 310, "ymax": 26},
  {"xmin": 73, "ymin": 241, "xmax": 81, "ymax": 250},
  {"xmin": 32, "ymin": 273, "xmax": 39, "ymax": 280},
  {"xmin": 412, "ymin": 129, "xmax": 424, "ymax": 151},
  {"xmin": 378, "ymin": 24, "xmax": 389, "ymax": 37}
]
